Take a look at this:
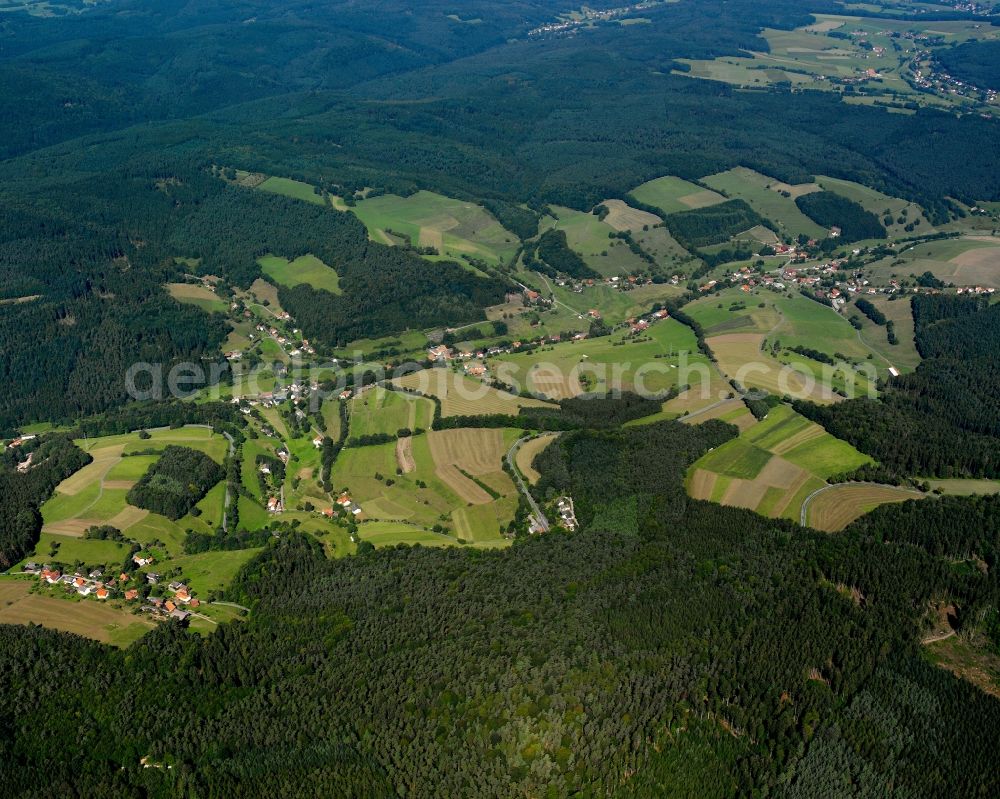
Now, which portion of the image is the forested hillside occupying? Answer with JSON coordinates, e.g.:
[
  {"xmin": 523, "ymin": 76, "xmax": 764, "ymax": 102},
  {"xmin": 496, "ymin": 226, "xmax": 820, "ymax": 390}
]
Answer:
[
  {"xmin": 0, "ymin": 0, "xmax": 999, "ymax": 431},
  {"xmin": 2, "ymin": 1, "xmax": 1000, "ymax": 794},
  {"xmin": 0, "ymin": 436, "xmax": 90, "ymax": 569},
  {"xmin": 796, "ymin": 294, "xmax": 1000, "ymax": 478},
  {"xmin": 1, "ymin": 418, "xmax": 998, "ymax": 796}
]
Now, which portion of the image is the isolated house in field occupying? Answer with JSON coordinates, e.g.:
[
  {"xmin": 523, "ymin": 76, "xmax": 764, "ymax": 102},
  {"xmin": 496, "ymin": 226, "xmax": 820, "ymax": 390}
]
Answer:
[
  {"xmin": 133, "ymin": 554, "xmax": 154, "ymax": 567},
  {"xmin": 267, "ymin": 496, "xmax": 283, "ymax": 513},
  {"xmin": 312, "ymin": 435, "xmax": 324, "ymax": 449}
]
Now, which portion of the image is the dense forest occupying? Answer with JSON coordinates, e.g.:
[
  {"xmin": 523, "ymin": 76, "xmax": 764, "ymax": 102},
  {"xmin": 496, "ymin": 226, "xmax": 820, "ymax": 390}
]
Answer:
[
  {"xmin": 0, "ymin": 0, "xmax": 998, "ymax": 430},
  {"xmin": 1, "ymin": 417, "xmax": 999, "ymax": 796},
  {"xmin": 2, "ymin": 1, "xmax": 1000, "ymax": 794},
  {"xmin": 665, "ymin": 200, "xmax": 766, "ymax": 250},
  {"xmin": 937, "ymin": 39, "xmax": 1000, "ymax": 90},
  {"xmin": 532, "ymin": 229, "xmax": 600, "ymax": 280},
  {"xmin": 797, "ymin": 294, "xmax": 1000, "ymax": 478},
  {"xmin": 127, "ymin": 445, "xmax": 224, "ymax": 520},
  {"xmin": 795, "ymin": 191, "xmax": 886, "ymax": 242},
  {"xmin": 0, "ymin": 436, "xmax": 91, "ymax": 569}
]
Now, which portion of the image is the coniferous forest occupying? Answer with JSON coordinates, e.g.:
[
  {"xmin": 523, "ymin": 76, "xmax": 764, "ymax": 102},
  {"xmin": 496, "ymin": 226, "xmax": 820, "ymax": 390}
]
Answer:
[
  {"xmin": 1, "ymin": 419, "xmax": 999, "ymax": 796},
  {"xmin": 2, "ymin": 0, "xmax": 1000, "ymax": 796}
]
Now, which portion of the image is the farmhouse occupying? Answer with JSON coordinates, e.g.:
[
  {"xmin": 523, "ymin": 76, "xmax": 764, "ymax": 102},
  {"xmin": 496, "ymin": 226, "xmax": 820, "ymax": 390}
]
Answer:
[
  {"xmin": 267, "ymin": 496, "xmax": 283, "ymax": 514},
  {"xmin": 428, "ymin": 345, "xmax": 453, "ymax": 362},
  {"xmin": 133, "ymin": 554, "xmax": 154, "ymax": 567}
]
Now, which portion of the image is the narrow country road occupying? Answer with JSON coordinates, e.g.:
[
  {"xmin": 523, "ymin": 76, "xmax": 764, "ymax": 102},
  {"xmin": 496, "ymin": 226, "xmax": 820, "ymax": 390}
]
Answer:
[
  {"xmin": 221, "ymin": 432, "xmax": 235, "ymax": 532},
  {"xmin": 506, "ymin": 435, "xmax": 550, "ymax": 532}
]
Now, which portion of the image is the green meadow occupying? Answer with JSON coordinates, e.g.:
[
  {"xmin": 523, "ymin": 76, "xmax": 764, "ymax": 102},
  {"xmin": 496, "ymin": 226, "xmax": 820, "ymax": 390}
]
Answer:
[
  {"xmin": 258, "ymin": 254, "xmax": 342, "ymax": 295},
  {"xmin": 701, "ymin": 168, "xmax": 827, "ymax": 240},
  {"xmin": 350, "ymin": 190, "xmax": 519, "ymax": 267},
  {"xmin": 349, "ymin": 388, "xmax": 434, "ymax": 438},
  {"xmin": 539, "ymin": 206, "xmax": 649, "ymax": 277},
  {"xmin": 629, "ymin": 176, "xmax": 724, "ymax": 215},
  {"xmin": 258, "ymin": 176, "xmax": 328, "ymax": 206},
  {"xmin": 492, "ymin": 317, "xmax": 707, "ymax": 399}
]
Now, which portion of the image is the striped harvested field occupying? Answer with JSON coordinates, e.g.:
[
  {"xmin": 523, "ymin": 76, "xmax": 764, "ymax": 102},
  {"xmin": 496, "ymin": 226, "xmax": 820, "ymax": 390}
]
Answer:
[
  {"xmin": 515, "ymin": 434, "xmax": 558, "ymax": 484},
  {"xmin": 806, "ymin": 484, "xmax": 923, "ymax": 532}
]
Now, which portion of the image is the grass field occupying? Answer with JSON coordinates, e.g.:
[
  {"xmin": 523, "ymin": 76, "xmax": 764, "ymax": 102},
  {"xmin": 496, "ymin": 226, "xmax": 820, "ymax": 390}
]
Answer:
[
  {"xmin": 805, "ymin": 483, "xmax": 923, "ymax": 531},
  {"xmin": 350, "ymin": 190, "xmax": 518, "ymax": 267},
  {"xmin": 674, "ymin": 16, "xmax": 994, "ymax": 115},
  {"xmin": 867, "ymin": 236, "xmax": 1000, "ymax": 289},
  {"xmin": 501, "ymin": 280, "xmax": 684, "ymax": 343},
  {"xmin": 356, "ymin": 521, "xmax": 455, "ymax": 548},
  {"xmin": 0, "ymin": 579, "xmax": 155, "ymax": 647},
  {"xmin": 630, "ymin": 176, "xmax": 725, "ymax": 215},
  {"xmin": 599, "ymin": 199, "xmax": 662, "ymax": 232},
  {"xmin": 673, "ymin": 397, "xmax": 757, "ymax": 432},
  {"xmin": 492, "ymin": 317, "xmax": 706, "ymax": 399},
  {"xmin": 394, "ymin": 370, "xmax": 556, "ymax": 416},
  {"xmin": 687, "ymin": 287, "xmax": 880, "ymax": 394},
  {"xmin": 349, "ymin": 388, "xmax": 434, "ymax": 438},
  {"xmin": 814, "ymin": 176, "xmax": 935, "ymax": 239},
  {"xmin": 701, "ymin": 168, "xmax": 826, "ymax": 240},
  {"xmin": 330, "ymin": 428, "xmax": 518, "ymax": 545},
  {"xmin": 687, "ymin": 404, "xmax": 871, "ymax": 521},
  {"xmin": 166, "ymin": 282, "xmax": 228, "ymax": 314},
  {"xmin": 258, "ymin": 176, "xmax": 328, "ymax": 206},
  {"xmin": 151, "ymin": 548, "xmax": 263, "ymax": 595},
  {"xmin": 854, "ymin": 294, "xmax": 921, "ymax": 374},
  {"xmin": 923, "ymin": 479, "xmax": 1000, "ymax": 496},
  {"xmin": 41, "ymin": 426, "xmax": 227, "ymax": 543},
  {"xmin": 258, "ymin": 254, "xmax": 342, "ymax": 295},
  {"xmin": 539, "ymin": 206, "xmax": 650, "ymax": 277},
  {"xmin": 28, "ymin": 532, "xmax": 130, "ymax": 569}
]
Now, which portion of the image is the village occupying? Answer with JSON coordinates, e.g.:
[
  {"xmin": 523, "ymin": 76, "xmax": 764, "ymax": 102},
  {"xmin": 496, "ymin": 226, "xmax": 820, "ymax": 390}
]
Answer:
[{"xmin": 23, "ymin": 551, "xmax": 204, "ymax": 624}]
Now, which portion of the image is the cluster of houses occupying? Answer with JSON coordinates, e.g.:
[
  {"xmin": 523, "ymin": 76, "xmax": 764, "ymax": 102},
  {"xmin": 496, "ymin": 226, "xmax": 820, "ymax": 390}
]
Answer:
[
  {"xmin": 251, "ymin": 323, "xmax": 316, "ymax": 360},
  {"xmin": 25, "ymin": 563, "xmax": 195, "ymax": 620},
  {"xmin": 528, "ymin": 1, "xmax": 659, "ymax": 37},
  {"xmin": 555, "ymin": 497, "xmax": 578, "ymax": 532},
  {"xmin": 235, "ymin": 378, "xmax": 325, "ymax": 410},
  {"xmin": 30, "ymin": 565, "xmax": 118, "ymax": 601},
  {"xmin": 915, "ymin": 57, "xmax": 998, "ymax": 105},
  {"xmin": 626, "ymin": 308, "xmax": 670, "ymax": 336},
  {"xmin": 956, "ymin": 286, "xmax": 997, "ymax": 296},
  {"xmin": 140, "ymin": 581, "xmax": 199, "ymax": 622},
  {"xmin": 323, "ymin": 493, "xmax": 363, "ymax": 519},
  {"xmin": 3, "ymin": 434, "xmax": 36, "ymax": 450}
]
